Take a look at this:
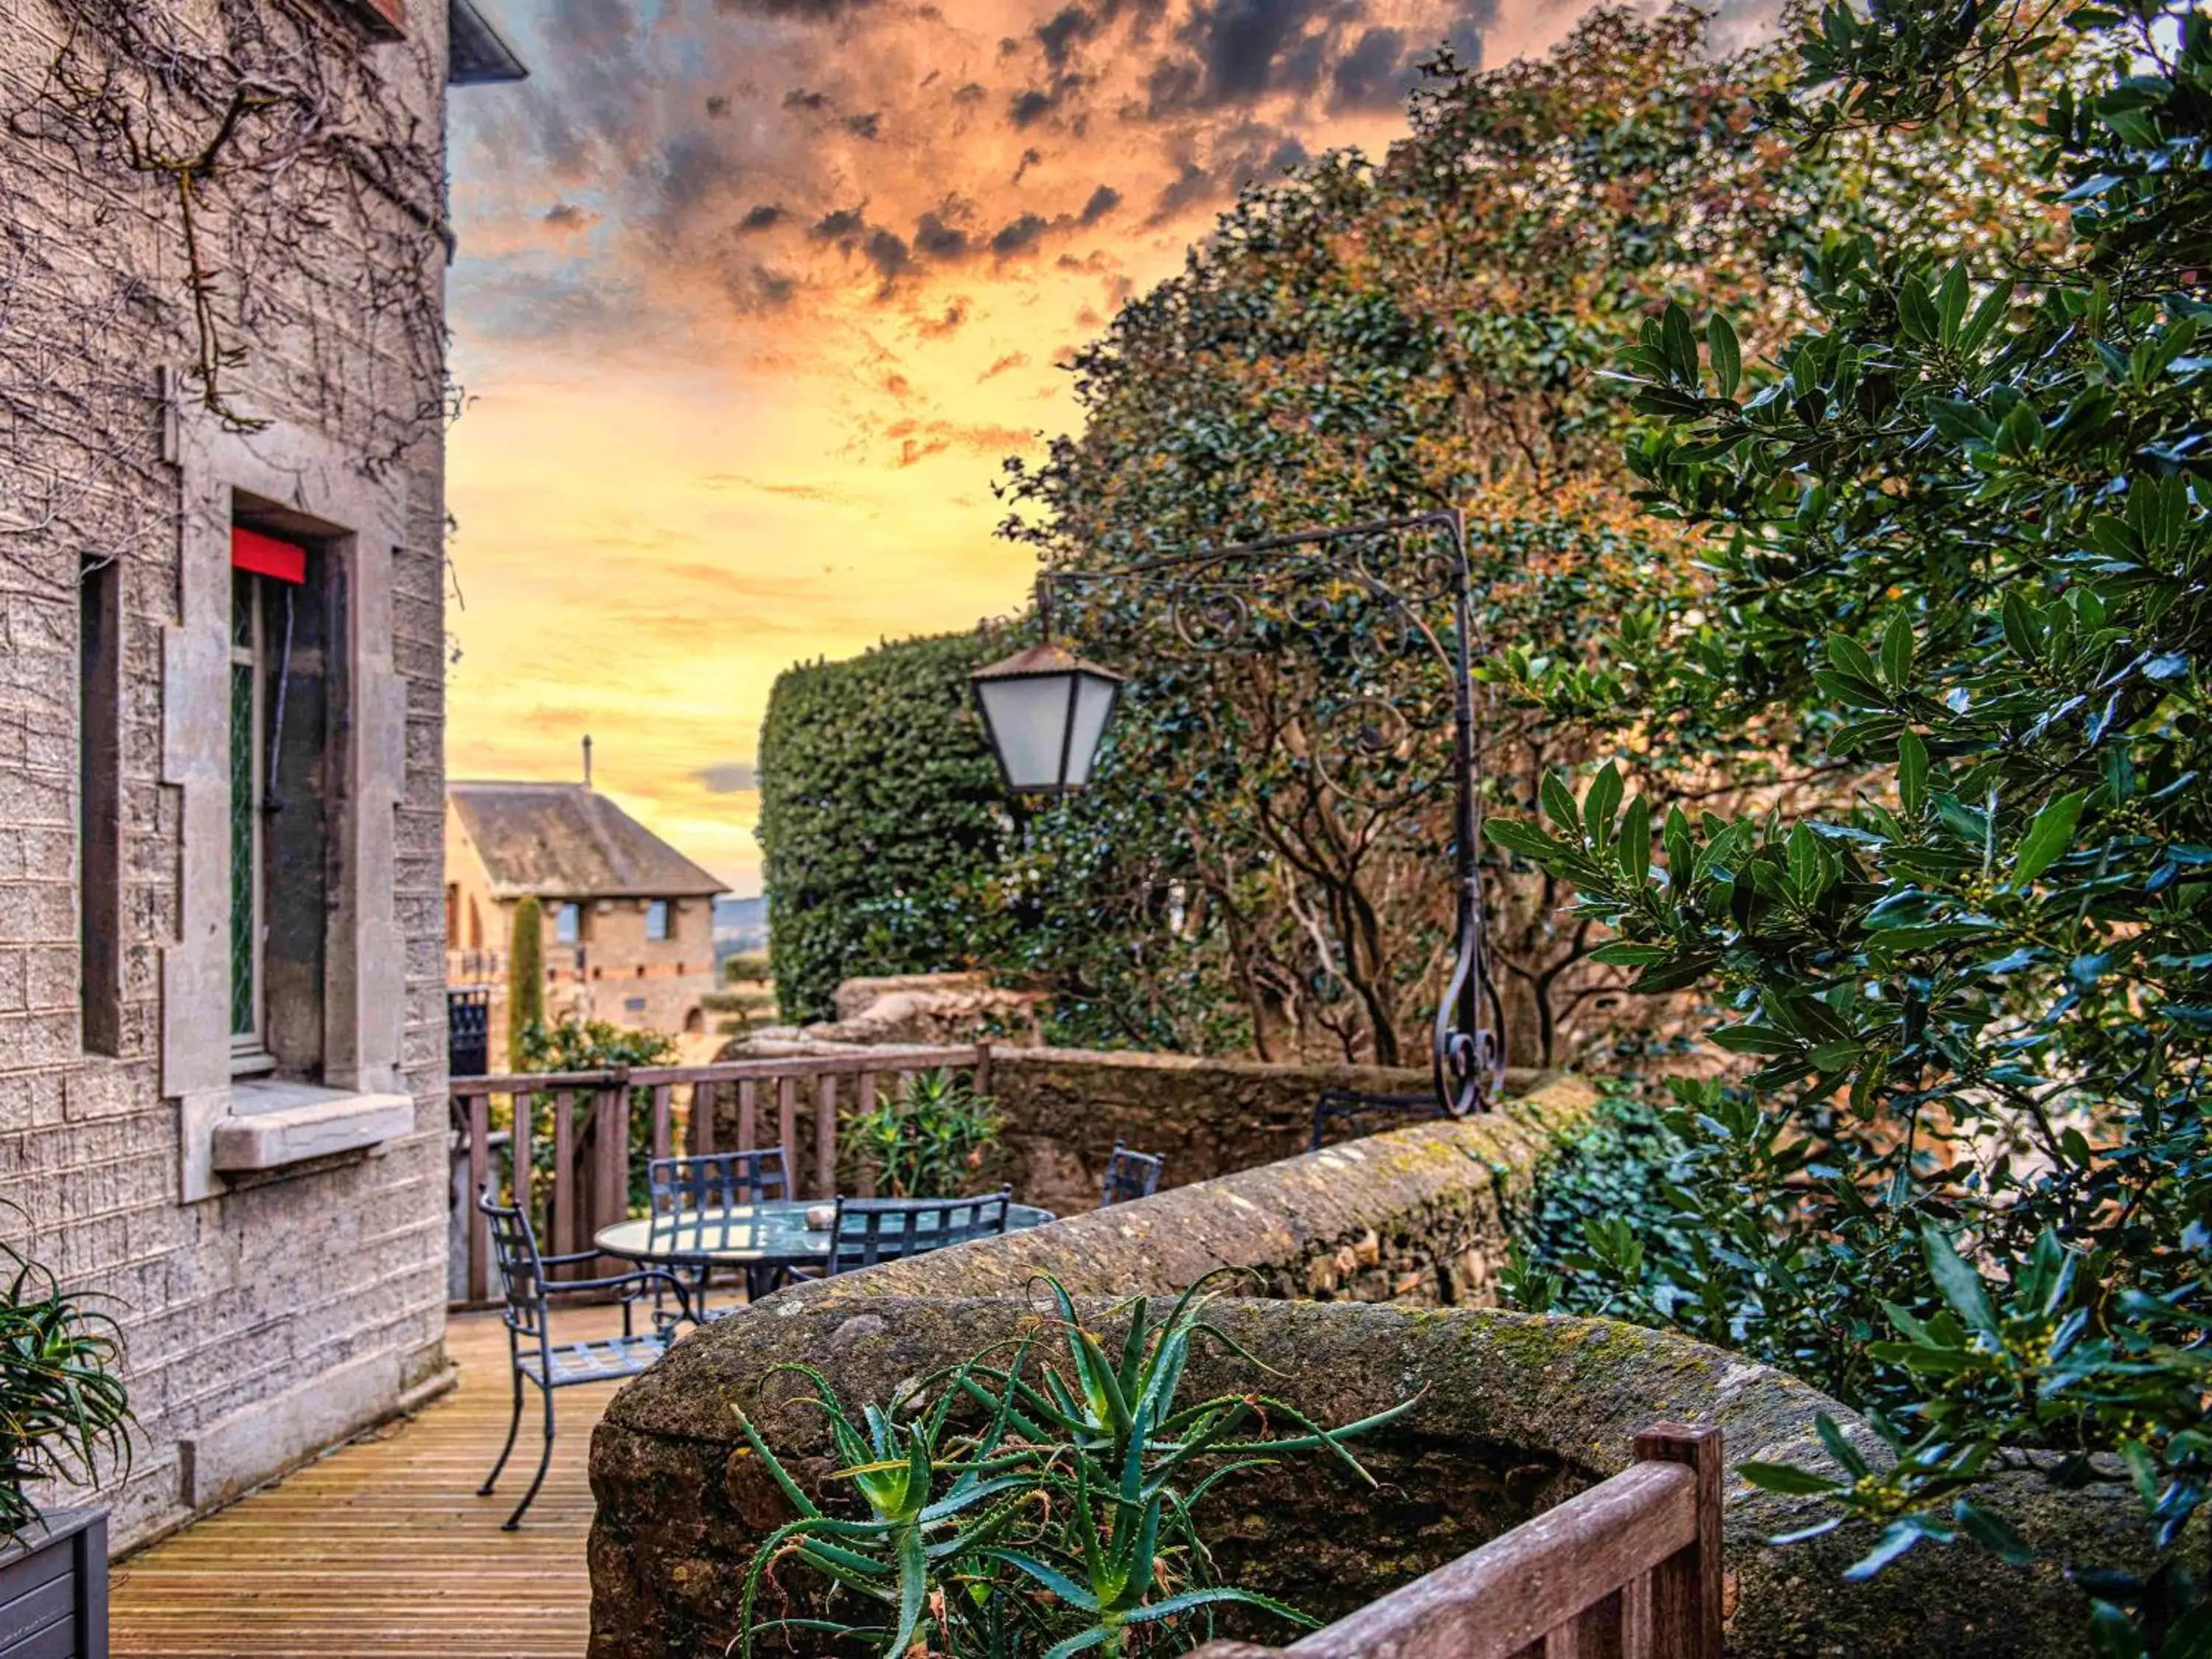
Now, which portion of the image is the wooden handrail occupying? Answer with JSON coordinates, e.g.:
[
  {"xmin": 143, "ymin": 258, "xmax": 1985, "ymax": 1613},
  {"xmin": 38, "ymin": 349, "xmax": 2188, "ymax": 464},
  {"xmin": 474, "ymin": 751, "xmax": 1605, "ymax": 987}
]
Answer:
[
  {"xmin": 1192, "ymin": 1425, "xmax": 1721, "ymax": 1659},
  {"xmin": 447, "ymin": 1045, "xmax": 995, "ymax": 1307}
]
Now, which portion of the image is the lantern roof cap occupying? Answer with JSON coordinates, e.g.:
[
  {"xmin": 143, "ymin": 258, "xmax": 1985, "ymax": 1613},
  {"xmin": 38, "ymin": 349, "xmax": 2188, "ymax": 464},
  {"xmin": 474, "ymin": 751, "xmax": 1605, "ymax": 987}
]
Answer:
[{"xmin": 970, "ymin": 641, "xmax": 1124, "ymax": 683}]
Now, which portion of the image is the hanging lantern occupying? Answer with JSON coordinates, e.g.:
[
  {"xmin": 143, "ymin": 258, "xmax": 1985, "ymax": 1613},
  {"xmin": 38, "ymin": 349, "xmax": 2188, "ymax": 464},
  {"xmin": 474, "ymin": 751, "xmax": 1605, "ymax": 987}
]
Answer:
[{"xmin": 968, "ymin": 642, "xmax": 1124, "ymax": 795}]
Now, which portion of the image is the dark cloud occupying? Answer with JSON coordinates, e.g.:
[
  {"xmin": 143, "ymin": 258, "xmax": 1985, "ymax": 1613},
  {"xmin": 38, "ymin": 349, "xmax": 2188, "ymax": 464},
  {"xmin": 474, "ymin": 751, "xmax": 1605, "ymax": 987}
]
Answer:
[
  {"xmin": 1013, "ymin": 146, "xmax": 1043, "ymax": 183},
  {"xmin": 1147, "ymin": 121, "xmax": 1308, "ymax": 221},
  {"xmin": 1182, "ymin": 0, "xmax": 1335, "ymax": 102},
  {"xmin": 952, "ymin": 81, "xmax": 988, "ymax": 103},
  {"xmin": 844, "ymin": 111, "xmax": 883, "ymax": 139},
  {"xmin": 1036, "ymin": 4, "xmax": 1103, "ymax": 69},
  {"xmin": 1078, "ymin": 184, "xmax": 1121, "ymax": 223},
  {"xmin": 713, "ymin": 0, "xmax": 882, "ymax": 17},
  {"xmin": 740, "ymin": 202, "xmax": 786, "ymax": 231},
  {"xmin": 739, "ymin": 264, "xmax": 799, "ymax": 307},
  {"xmin": 694, "ymin": 762, "xmax": 758, "ymax": 793},
  {"xmin": 705, "ymin": 94, "xmax": 732, "ymax": 119},
  {"xmin": 811, "ymin": 206, "xmax": 869, "ymax": 245},
  {"xmin": 543, "ymin": 201, "xmax": 595, "ymax": 229},
  {"xmin": 914, "ymin": 209, "xmax": 971, "ymax": 259},
  {"xmin": 1329, "ymin": 25, "xmax": 1422, "ymax": 108},
  {"xmin": 990, "ymin": 212, "xmax": 1050, "ymax": 257},
  {"xmin": 979, "ymin": 350, "xmax": 1029, "ymax": 381},
  {"xmin": 865, "ymin": 227, "xmax": 912, "ymax": 281},
  {"xmin": 784, "ymin": 87, "xmax": 832, "ymax": 111}
]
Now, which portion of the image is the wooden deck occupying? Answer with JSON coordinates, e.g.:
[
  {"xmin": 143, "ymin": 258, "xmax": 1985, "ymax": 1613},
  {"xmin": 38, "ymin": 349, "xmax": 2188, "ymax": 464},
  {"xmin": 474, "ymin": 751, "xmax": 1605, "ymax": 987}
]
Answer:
[{"xmin": 111, "ymin": 1307, "xmax": 629, "ymax": 1659}]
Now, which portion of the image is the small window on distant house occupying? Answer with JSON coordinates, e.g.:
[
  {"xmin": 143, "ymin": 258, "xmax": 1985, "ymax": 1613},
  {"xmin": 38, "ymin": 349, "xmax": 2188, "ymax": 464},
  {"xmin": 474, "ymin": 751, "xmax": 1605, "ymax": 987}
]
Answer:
[
  {"xmin": 646, "ymin": 900, "xmax": 671, "ymax": 942},
  {"xmin": 556, "ymin": 902, "xmax": 581, "ymax": 945}
]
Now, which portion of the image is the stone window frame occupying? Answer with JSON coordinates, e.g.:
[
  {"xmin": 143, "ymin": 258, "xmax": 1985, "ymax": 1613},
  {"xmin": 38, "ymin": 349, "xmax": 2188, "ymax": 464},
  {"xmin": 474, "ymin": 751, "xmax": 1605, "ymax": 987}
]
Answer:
[{"xmin": 162, "ymin": 409, "xmax": 413, "ymax": 1203}]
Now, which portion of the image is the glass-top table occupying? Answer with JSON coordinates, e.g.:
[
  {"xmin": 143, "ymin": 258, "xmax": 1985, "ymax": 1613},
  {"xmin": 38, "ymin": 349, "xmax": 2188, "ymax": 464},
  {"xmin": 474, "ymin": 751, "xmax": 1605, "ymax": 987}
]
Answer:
[{"xmin": 593, "ymin": 1199, "xmax": 1058, "ymax": 1273}]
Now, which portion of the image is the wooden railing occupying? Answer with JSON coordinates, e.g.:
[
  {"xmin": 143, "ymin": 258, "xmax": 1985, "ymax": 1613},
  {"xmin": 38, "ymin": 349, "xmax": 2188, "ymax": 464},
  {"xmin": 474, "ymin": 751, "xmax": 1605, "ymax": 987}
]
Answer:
[
  {"xmin": 448, "ymin": 1043, "xmax": 994, "ymax": 1306},
  {"xmin": 1192, "ymin": 1425, "xmax": 1721, "ymax": 1659}
]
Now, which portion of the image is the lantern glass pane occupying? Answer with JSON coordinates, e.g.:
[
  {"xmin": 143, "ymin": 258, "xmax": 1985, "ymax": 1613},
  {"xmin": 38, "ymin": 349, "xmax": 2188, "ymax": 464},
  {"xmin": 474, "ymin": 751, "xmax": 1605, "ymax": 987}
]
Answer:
[
  {"xmin": 1062, "ymin": 671, "xmax": 1117, "ymax": 787},
  {"xmin": 976, "ymin": 673, "xmax": 1075, "ymax": 790}
]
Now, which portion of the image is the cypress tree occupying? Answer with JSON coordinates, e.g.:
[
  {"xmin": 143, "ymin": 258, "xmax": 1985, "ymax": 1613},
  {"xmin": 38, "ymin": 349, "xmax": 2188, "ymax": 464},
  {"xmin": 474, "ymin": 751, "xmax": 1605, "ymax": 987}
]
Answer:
[{"xmin": 507, "ymin": 894, "xmax": 544, "ymax": 1064}]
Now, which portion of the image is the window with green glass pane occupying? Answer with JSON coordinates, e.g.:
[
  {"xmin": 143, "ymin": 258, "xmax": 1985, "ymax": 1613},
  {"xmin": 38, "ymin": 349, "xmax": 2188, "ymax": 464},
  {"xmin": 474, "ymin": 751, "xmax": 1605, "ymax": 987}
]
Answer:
[{"xmin": 229, "ymin": 571, "xmax": 263, "ymax": 1051}]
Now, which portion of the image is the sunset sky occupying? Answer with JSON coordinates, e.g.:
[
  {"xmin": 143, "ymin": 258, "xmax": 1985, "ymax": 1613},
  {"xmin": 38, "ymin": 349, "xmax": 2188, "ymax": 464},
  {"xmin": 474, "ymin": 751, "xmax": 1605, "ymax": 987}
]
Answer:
[{"xmin": 442, "ymin": 0, "xmax": 1614, "ymax": 894}]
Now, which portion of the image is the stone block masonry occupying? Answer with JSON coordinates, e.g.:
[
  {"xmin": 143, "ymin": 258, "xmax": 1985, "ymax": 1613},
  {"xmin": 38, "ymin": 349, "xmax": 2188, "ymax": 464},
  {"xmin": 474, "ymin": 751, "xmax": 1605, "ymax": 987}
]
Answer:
[
  {"xmin": 589, "ymin": 1083, "xmax": 2148, "ymax": 1659},
  {"xmin": 0, "ymin": 1, "xmax": 464, "ymax": 1550}
]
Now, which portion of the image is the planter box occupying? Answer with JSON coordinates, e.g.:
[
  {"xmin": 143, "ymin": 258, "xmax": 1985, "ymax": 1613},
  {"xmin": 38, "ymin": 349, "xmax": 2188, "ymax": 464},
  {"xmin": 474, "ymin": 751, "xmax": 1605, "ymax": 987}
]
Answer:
[{"xmin": 0, "ymin": 1511, "xmax": 105, "ymax": 1659}]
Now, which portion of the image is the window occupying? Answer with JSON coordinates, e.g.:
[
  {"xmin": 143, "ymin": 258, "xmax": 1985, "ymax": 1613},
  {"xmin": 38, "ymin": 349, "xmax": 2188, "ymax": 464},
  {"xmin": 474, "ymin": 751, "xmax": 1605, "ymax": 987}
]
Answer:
[
  {"xmin": 226, "ymin": 523, "xmax": 329, "ymax": 1079},
  {"xmin": 79, "ymin": 556, "xmax": 122, "ymax": 1056},
  {"xmin": 556, "ymin": 902, "xmax": 581, "ymax": 945},
  {"xmin": 229, "ymin": 568, "xmax": 271, "ymax": 1070},
  {"xmin": 645, "ymin": 899, "xmax": 671, "ymax": 942},
  {"xmin": 445, "ymin": 883, "xmax": 461, "ymax": 948}
]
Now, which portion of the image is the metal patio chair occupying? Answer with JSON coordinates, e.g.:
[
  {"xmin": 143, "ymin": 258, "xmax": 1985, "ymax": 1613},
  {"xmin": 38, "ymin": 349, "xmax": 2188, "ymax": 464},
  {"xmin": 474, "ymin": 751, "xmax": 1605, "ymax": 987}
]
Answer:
[
  {"xmin": 646, "ymin": 1147, "xmax": 793, "ymax": 1309},
  {"xmin": 1307, "ymin": 1087, "xmax": 1447, "ymax": 1152},
  {"xmin": 826, "ymin": 1189, "xmax": 1012, "ymax": 1275},
  {"xmin": 1100, "ymin": 1141, "xmax": 1164, "ymax": 1207},
  {"xmin": 475, "ymin": 1185, "xmax": 694, "ymax": 1529}
]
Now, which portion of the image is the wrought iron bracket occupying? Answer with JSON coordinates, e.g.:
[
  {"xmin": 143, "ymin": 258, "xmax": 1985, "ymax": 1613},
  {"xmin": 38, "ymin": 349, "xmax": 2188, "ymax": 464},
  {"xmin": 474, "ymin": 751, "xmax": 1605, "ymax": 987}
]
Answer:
[{"xmin": 1035, "ymin": 509, "xmax": 1506, "ymax": 1116}]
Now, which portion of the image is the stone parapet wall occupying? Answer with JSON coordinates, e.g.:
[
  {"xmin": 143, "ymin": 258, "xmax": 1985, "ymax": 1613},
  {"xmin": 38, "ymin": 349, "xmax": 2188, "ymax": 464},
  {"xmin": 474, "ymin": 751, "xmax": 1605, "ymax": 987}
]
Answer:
[
  {"xmin": 986, "ymin": 1044, "xmax": 1468, "ymax": 1214},
  {"xmin": 780, "ymin": 1074, "xmax": 1596, "ymax": 1309},
  {"xmin": 590, "ymin": 1296, "xmax": 2124, "ymax": 1659}
]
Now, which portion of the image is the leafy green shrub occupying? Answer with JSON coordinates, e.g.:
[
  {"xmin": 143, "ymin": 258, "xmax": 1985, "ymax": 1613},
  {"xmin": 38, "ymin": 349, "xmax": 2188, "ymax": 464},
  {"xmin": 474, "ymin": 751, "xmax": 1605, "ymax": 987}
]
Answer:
[
  {"xmin": 734, "ymin": 1273, "xmax": 1409, "ymax": 1657},
  {"xmin": 721, "ymin": 952, "xmax": 771, "ymax": 984},
  {"xmin": 510, "ymin": 1018, "xmax": 679, "ymax": 1215},
  {"xmin": 1490, "ymin": 0, "xmax": 2212, "ymax": 1642},
  {"xmin": 839, "ymin": 1068, "xmax": 1006, "ymax": 1199},
  {"xmin": 0, "ymin": 1230, "xmax": 130, "ymax": 1548},
  {"xmin": 757, "ymin": 632, "xmax": 1015, "ymax": 1023}
]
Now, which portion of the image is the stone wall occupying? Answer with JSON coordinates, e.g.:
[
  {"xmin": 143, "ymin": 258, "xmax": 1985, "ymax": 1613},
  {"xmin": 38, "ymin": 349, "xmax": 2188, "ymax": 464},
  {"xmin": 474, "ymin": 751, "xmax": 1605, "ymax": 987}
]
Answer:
[
  {"xmin": 590, "ymin": 1079, "xmax": 2126, "ymax": 1656},
  {"xmin": 0, "ymin": 4, "xmax": 470, "ymax": 1548},
  {"xmin": 591, "ymin": 1301, "xmax": 2121, "ymax": 1659},
  {"xmin": 779, "ymin": 1074, "xmax": 1595, "ymax": 1309},
  {"xmin": 709, "ymin": 1033, "xmax": 1515, "ymax": 1214},
  {"xmin": 986, "ymin": 1045, "xmax": 1525, "ymax": 1214}
]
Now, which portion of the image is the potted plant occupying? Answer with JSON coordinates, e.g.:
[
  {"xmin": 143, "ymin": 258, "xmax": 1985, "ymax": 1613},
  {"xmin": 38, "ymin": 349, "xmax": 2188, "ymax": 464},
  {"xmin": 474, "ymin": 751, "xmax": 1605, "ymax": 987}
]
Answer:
[{"xmin": 0, "ymin": 1228, "xmax": 131, "ymax": 1657}]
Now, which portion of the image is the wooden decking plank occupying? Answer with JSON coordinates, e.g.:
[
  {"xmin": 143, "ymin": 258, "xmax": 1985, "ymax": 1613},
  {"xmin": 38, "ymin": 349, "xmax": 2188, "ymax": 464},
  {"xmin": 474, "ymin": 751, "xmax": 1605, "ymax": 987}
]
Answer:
[{"xmin": 111, "ymin": 1307, "xmax": 632, "ymax": 1659}]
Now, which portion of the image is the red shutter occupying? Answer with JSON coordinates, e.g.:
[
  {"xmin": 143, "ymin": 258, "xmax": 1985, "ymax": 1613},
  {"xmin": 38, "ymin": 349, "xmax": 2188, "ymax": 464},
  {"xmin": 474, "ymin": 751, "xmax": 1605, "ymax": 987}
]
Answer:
[
  {"xmin": 345, "ymin": 0, "xmax": 408, "ymax": 38},
  {"xmin": 231, "ymin": 526, "xmax": 307, "ymax": 585}
]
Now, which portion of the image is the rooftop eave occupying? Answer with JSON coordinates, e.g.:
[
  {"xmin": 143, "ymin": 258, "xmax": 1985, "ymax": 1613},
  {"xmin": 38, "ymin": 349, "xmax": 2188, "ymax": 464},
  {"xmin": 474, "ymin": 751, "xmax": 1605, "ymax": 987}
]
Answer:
[{"xmin": 449, "ymin": 0, "xmax": 529, "ymax": 86}]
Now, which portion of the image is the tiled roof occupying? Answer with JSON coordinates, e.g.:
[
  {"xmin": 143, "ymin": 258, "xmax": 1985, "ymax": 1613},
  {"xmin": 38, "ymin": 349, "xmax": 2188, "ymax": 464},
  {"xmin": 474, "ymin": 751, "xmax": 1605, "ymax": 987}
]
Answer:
[{"xmin": 449, "ymin": 783, "xmax": 724, "ymax": 900}]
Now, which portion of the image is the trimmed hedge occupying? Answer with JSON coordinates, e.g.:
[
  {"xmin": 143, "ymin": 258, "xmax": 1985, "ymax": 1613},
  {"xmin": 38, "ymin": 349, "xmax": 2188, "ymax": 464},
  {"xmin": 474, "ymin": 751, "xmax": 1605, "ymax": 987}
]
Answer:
[{"xmin": 757, "ymin": 631, "xmax": 1012, "ymax": 1022}]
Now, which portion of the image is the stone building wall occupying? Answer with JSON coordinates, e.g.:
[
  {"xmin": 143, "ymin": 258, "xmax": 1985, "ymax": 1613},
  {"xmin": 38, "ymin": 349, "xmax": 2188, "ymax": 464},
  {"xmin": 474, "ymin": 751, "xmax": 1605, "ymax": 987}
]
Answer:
[{"xmin": 0, "ymin": 0, "xmax": 470, "ymax": 1549}]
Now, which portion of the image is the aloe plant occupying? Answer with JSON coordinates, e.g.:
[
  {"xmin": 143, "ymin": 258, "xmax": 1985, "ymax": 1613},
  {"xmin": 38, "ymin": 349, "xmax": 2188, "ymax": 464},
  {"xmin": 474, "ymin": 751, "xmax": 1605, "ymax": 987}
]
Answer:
[
  {"xmin": 0, "ymin": 1231, "xmax": 131, "ymax": 1550},
  {"xmin": 734, "ymin": 1273, "xmax": 1413, "ymax": 1656}
]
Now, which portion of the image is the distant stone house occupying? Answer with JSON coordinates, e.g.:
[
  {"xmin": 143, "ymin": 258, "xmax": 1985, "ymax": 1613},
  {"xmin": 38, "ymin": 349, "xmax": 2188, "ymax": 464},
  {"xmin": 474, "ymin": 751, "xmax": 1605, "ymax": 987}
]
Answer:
[
  {"xmin": 0, "ymin": 0, "xmax": 521, "ymax": 1548},
  {"xmin": 445, "ymin": 783, "xmax": 726, "ymax": 1065}
]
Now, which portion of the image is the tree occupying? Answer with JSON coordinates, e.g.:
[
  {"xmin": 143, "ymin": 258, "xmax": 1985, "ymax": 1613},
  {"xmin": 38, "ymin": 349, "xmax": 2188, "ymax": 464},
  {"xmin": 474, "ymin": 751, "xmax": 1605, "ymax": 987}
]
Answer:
[
  {"xmin": 1496, "ymin": 0, "xmax": 2212, "ymax": 1640},
  {"xmin": 1001, "ymin": 5, "xmax": 2051, "ymax": 1067},
  {"xmin": 506, "ymin": 894, "xmax": 543, "ymax": 1063}
]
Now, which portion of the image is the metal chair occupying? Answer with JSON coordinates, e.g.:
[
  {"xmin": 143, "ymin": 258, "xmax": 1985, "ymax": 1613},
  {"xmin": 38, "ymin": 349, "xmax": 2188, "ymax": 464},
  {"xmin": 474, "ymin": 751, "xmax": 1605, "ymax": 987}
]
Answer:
[
  {"xmin": 646, "ymin": 1149, "xmax": 791, "ymax": 1307},
  {"xmin": 1308, "ymin": 1088, "xmax": 1446, "ymax": 1152},
  {"xmin": 475, "ymin": 1185, "xmax": 694, "ymax": 1529},
  {"xmin": 1101, "ymin": 1142, "xmax": 1164, "ymax": 1207},
  {"xmin": 826, "ymin": 1189, "xmax": 1012, "ymax": 1275}
]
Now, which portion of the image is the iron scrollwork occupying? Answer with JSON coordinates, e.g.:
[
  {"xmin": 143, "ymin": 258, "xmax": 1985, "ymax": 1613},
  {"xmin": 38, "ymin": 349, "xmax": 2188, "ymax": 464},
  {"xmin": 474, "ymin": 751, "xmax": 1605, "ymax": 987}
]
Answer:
[{"xmin": 1038, "ymin": 509, "xmax": 1506, "ymax": 1117}]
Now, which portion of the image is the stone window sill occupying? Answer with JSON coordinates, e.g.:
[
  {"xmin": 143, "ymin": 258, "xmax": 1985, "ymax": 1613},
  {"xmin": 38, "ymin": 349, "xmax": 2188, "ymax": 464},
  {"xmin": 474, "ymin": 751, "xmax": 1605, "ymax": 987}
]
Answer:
[{"xmin": 213, "ymin": 1080, "xmax": 414, "ymax": 1174}]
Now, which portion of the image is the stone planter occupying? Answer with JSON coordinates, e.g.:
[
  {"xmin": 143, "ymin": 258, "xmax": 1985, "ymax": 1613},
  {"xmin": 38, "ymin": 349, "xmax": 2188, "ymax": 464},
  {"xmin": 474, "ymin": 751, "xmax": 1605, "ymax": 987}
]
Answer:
[{"xmin": 0, "ymin": 1509, "xmax": 106, "ymax": 1658}]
